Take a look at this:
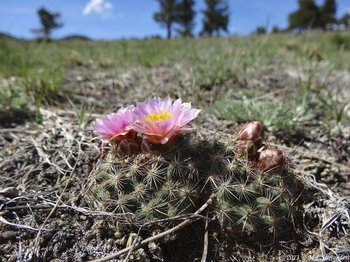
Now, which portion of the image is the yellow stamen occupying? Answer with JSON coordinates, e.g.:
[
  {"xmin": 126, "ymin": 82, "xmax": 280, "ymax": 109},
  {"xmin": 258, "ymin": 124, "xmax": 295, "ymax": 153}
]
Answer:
[{"xmin": 145, "ymin": 111, "xmax": 172, "ymax": 126}]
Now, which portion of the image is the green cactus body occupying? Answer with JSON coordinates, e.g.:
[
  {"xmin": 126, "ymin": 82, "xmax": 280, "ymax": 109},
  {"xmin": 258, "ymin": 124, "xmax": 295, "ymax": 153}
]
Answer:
[{"xmin": 90, "ymin": 133, "xmax": 303, "ymax": 239}]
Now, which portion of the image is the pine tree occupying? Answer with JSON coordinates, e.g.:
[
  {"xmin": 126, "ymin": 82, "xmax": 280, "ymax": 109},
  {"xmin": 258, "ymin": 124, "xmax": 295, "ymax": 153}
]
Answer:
[
  {"xmin": 154, "ymin": 0, "xmax": 179, "ymax": 39},
  {"xmin": 255, "ymin": 26, "xmax": 266, "ymax": 35},
  {"xmin": 272, "ymin": 25, "xmax": 281, "ymax": 33},
  {"xmin": 175, "ymin": 0, "xmax": 196, "ymax": 37},
  {"xmin": 320, "ymin": 0, "xmax": 337, "ymax": 29},
  {"xmin": 201, "ymin": 0, "xmax": 230, "ymax": 36},
  {"xmin": 288, "ymin": 0, "xmax": 321, "ymax": 31},
  {"xmin": 34, "ymin": 7, "xmax": 63, "ymax": 39},
  {"xmin": 338, "ymin": 13, "xmax": 350, "ymax": 29}
]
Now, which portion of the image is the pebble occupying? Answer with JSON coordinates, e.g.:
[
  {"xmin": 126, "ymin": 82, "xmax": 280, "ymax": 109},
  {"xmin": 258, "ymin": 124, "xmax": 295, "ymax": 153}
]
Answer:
[{"xmin": 61, "ymin": 213, "xmax": 68, "ymax": 219}]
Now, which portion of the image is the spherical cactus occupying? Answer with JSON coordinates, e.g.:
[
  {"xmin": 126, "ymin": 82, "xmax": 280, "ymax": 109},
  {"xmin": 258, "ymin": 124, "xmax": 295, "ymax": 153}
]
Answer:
[{"xmin": 92, "ymin": 100, "xmax": 303, "ymax": 243}]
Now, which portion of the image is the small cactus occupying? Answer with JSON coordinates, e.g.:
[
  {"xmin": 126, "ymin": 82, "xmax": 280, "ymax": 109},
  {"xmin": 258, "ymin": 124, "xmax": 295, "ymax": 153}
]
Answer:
[
  {"xmin": 92, "ymin": 98, "xmax": 303, "ymax": 241},
  {"xmin": 91, "ymin": 122, "xmax": 303, "ymax": 241}
]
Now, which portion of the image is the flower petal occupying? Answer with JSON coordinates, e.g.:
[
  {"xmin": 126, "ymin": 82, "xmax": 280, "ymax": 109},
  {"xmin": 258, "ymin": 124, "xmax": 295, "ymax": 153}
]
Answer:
[
  {"xmin": 132, "ymin": 96, "xmax": 200, "ymax": 144},
  {"xmin": 94, "ymin": 106, "xmax": 135, "ymax": 141}
]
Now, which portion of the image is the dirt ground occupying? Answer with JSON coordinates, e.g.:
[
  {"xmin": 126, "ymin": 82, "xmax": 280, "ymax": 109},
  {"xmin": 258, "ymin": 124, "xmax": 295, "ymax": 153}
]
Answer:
[{"xmin": 0, "ymin": 64, "xmax": 349, "ymax": 261}]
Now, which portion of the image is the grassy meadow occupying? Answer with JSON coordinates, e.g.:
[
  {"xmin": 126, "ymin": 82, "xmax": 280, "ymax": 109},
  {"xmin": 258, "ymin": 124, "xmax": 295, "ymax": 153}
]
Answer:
[{"xmin": 1, "ymin": 32, "xmax": 350, "ymax": 133}]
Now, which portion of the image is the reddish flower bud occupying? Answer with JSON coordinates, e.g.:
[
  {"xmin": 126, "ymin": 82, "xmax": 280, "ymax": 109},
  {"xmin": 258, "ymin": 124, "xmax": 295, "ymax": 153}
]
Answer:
[
  {"xmin": 235, "ymin": 140, "xmax": 258, "ymax": 161},
  {"xmin": 238, "ymin": 121, "xmax": 264, "ymax": 147},
  {"xmin": 256, "ymin": 148, "xmax": 285, "ymax": 174},
  {"xmin": 141, "ymin": 138, "xmax": 161, "ymax": 153},
  {"xmin": 116, "ymin": 139, "xmax": 139, "ymax": 157}
]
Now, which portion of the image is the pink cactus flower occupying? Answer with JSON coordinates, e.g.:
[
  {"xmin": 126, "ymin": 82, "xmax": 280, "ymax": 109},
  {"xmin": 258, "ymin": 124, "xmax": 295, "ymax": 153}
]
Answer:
[
  {"xmin": 132, "ymin": 96, "xmax": 200, "ymax": 144},
  {"xmin": 94, "ymin": 106, "xmax": 136, "ymax": 142}
]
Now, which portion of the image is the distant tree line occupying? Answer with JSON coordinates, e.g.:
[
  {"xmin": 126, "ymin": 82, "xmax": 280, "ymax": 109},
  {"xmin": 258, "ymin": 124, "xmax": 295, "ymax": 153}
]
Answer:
[
  {"xmin": 32, "ymin": 1, "xmax": 350, "ymax": 40},
  {"xmin": 289, "ymin": 0, "xmax": 350, "ymax": 31},
  {"xmin": 253, "ymin": 0, "xmax": 349, "ymax": 34},
  {"xmin": 154, "ymin": 0, "xmax": 229, "ymax": 38},
  {"xmin": 154, "ymin": 0, "xmax": 350, "ymax": 38},
  {"xmin": 288, "ymin": 0, "xmax": 337, "ymax": 31}
]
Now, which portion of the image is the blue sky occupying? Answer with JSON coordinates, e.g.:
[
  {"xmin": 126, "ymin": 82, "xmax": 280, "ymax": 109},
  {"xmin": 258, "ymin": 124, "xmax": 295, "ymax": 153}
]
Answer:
[{"xmin": 0, "ymin": 0, "xmax": 349, "ymax": 39}]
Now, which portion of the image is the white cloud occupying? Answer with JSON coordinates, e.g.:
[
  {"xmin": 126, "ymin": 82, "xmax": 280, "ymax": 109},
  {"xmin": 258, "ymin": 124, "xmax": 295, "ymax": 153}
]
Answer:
[{"xmin": 82, "ymin": 0, "xmax": 113, "ymax": 16}]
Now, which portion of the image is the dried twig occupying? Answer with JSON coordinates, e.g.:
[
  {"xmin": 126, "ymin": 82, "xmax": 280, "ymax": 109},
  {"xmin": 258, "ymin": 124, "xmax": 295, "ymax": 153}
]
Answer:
[
  {"xmin": 123, "ymin": 234, "xmax": 140, "ymax": 262},
  {"xmin": 200, "ymin": 210, "xmax": 209, "ymax": 262},
  {"xmin": 2, "ymin": 202, "xmax": 133, "ymax": 221},
  {"xmin": 0, "ymin": 216, "xmax": 48, "ymax": 232},
  {"xmin": 90, "ymin": 193, "xmax": 216, "ymax": 262}
]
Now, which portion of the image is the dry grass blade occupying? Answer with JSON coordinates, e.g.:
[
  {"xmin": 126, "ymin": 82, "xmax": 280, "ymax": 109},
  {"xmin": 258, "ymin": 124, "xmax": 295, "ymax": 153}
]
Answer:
[
  {"xmin": 0, "ymin": 216, "xmax": 48, "ymax": 232},
  {"xmin": 201, "ymin": 210, "xmax": 209, "ymax": 262}
]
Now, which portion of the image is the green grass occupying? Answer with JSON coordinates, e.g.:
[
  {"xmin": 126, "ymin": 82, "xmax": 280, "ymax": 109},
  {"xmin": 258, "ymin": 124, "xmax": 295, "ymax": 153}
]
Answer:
[
  {"xmin": 0, "ymin": 32, "xmax": 349, "ymax": 129},
  {"xmin": 0, "ymin": 82, "xmax": 29, "ymax": 126},
  {"xmin": 209, "ymin": 89, "xmax": 316, "ymax": 132},
  {"xmin": 330, "ymin": 33, "xmax": 350, "ymax": 50},
  {"xmin": 209, "ymin": 85, "xmax": 349, "ymax": 134},
  {"xmin": 0, "ymin": 83, "xmax": 28, "ymax": 112}
]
